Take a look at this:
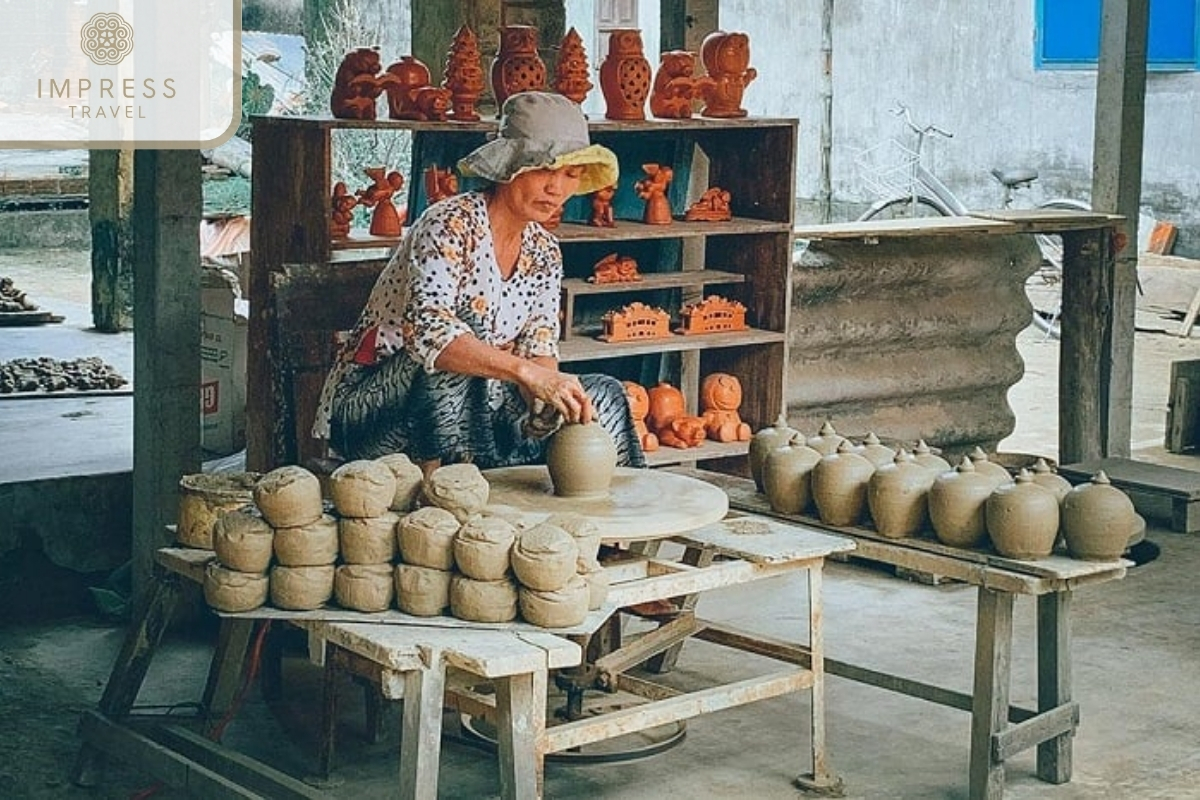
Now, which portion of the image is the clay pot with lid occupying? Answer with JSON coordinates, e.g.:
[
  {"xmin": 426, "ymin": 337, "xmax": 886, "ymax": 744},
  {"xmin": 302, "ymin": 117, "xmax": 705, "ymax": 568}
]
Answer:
[
  {"xmin": 749, "ymin": 414, "xmax": 798, "ymax": 491},
  {"xmin": 806, "ymin": 421, "xmax": 847, "ymax": 456},
  {"xmin": 811, "ymin": 439, "xmax": 876, "ymax": 526},
  {"xmin": 762, "ymin": 433, "xmax": 822, "ymax": 515},
  {"xmin": 1030, "ymin": 458, "xmax": 1072, "ymax": 503},
  {"xmin": 858, "ymin": 432, "xmax": 898, "ymax": 470},
  {"xmin": 912, "ymin": 440, "xmax": 952, "ymax": 475},
  {"xmin": 969, "ymin": 447, "xmax": 1015, "ymax": 487},
  {"xmin": 984, "ymin": 470, "xmax": 1059, "ymax": 560},
  {"xmin": 928, "ymin": 457, "xmax": 994, "ymax": 549},
  {"xmin": 867, "ymin": 450, "xmax": 934, "ymax": 539},
  {"xmin": 546, "ymin": 422, "xmax": 617, "ymax": 499},
  {"xmin": 1061, "ymin": 471, "xmax": 1138, "ymax": 561}
]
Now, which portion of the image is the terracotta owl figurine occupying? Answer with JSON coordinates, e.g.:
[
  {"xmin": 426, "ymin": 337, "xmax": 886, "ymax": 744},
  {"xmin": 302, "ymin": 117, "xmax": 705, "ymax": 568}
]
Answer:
[
  {"xmin": 698, "ymin": 30, "xmax": 757, "ymax": 118},
  {"xmin": 599, "ymin": 29, "xmax": 651, "ymax": 121},
  {"xmin": 650, "ymin": 50, "xmax": 699, "ymax": 119},
  {"xmin": 490, "ymin": 25, "xmax": 547, "ymax": 112}
]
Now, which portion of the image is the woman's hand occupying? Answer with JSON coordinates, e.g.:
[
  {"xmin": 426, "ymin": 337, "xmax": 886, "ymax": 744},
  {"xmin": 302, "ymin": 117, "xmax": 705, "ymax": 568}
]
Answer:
[{"xmin": 518, "ymin": 360, "xmax": 594, "ymax": 424}]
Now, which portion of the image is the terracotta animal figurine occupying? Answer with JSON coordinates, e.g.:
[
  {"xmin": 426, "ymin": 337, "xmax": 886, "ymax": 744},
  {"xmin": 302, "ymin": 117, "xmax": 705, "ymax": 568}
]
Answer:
[
  {"xmin": 622, "ymin": 381, "xmax": 659, "ymax": 452},
  {"xmin": 591, "ymin": 253, "xmax": 640, "ymax": 284},
  {"xmin": 384, "ymin": 55, "xmax": 432, "ymax": 119},
  {"xmin": 329, "ymin": 181, "xmax": 358, "ymax": 239},
  {"xmin": 590, "ymin": 184, "xmax": 616, "ymax": 227},
  {"xmin": 424, "ymin": 166, "xmax": 458, "ymax": 205},
  {"xmin": 649, "ymin": 50, "xmax": 699, "ymax": 119},
  {"xmin": 684, "ymin": 187, "xmax": 732, "ymax": 221},
  {"xmin": 599, "ymin": 28, "xmax": 651, "ymax": 120},
  {"xmin": 698, "ymin": 30, "xmax": 757, "ymax": 118},
  {"xmin": 700, "ymin": 373, "xmax": 752, "ymax": 443},
  {"xmin": 356, "ymin": 167, "xmax": 406, "ymax": 238},
  {"xmin": 441, "ymin": 24, "xmax": 485, "ymax": 121},
  {"xmin": 646, "ymin": 381, "xmax": 707, "ymax": 449},
  {"xmin": 635, "ymin": 163, "xmax": 674, "ymax": 225},
  {"xmin": 331, "ymin": 46, "xmax": 393, "ymax": 120}
]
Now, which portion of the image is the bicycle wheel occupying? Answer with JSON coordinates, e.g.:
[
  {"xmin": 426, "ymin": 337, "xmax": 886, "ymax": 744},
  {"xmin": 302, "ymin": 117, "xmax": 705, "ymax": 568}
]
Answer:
[
  {"xmin": 1027, "ymin": 199, "xmax": 1090, "ymax": 340},
  {"xmin": 857, "ymin": 194, "xmax": 954, "ymax": 221}
]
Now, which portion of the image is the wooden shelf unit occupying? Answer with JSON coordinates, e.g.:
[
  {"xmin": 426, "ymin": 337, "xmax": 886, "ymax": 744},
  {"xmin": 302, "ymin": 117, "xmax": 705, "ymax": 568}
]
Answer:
[{"xmin": 248, "ymin": 114, "xmax": 797, "ymax": 473}]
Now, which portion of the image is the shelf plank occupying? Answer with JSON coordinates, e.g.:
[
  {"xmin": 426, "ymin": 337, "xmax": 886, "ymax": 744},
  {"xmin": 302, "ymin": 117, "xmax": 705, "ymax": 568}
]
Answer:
[
  {"xmin": 555, "ymin": 218, "xmax": 789, "ymax": 242},
  {"xmin": 251, "ymin": 114, "xmax": 799, "ymax": 134},
  {"xmin": 559, "ymin": 328, "xmax": 784, "ymax": 362},
  {"xmin": 330, "ymin": 233, "xmax": 401, "ymax": 251},
  {"xmin": 562, "ymin": 269, "xmax": 745, "ymax": 297},
  {"xmin": 644, "ymin": 440, "xmax": 749, "ymax": 467}
]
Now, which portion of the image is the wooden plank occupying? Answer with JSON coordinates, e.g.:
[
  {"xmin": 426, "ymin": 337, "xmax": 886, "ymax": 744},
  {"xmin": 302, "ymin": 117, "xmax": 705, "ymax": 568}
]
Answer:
[
  {"xmin": 968, "ymin": 588, "xmax": 1014, "ymax": 800},
  {"xmin": 1176, "ymin": 288, "xmax": 1200, "ymax": 338},
  {"xmin": 794, "ymin": 215, "xmax": 1016, "ymax": 240},
  {"xmin": 562, "ymin": 269, "xmax": 745, "ymax": 297},
  {"xmin": 251, "ymin": 114, "xmax": 800, "ymax": 134},
  {"xmin": 1166, "ymin": 360, "xmax": 1200, "ymax": 453},
  {"xmin": 495, "ymin": 669, "xmax": 547, "ymax": 800},
  {"xmin": 1036, "ymin": 592, "xmax": 1074, "ymax": 782},
  {"xmin": 969, "ymin": 209, "xmax": 1120, "ymax": 233},
  {"xmin": 1057, "ymin": 457, "xmax": 1200, "ymax": 499},
  {"xmin": 554, "ymin": 217, "xmax": 790, "ymax": 243},
  {"xmin": 399, "ymin": 658, "xmax": 447, "ymax": 800},
  {"xmin": 995, "ymin": 703, "xmax": 1080, "ymax": 763},
  {"xmin": 558, "ymin": 327, "xmax": 785, "ymax": 362},
  {"xmin": 674, "ymin": 516, "xmax": 854, "ymax": 564},
  {"xmin": 643, "ymin": 439, "xmax": 748, "ymax": 468}
]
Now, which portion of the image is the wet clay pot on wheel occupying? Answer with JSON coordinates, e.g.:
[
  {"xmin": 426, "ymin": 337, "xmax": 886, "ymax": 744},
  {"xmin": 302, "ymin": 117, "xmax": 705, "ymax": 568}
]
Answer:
[
  {"xmin": 811, "ymin": 439, "xmax": 876, "ymax": 527},
  {"xmin": 748, "ymin": 414, "xmax": 798, "ymax": 492},
  {"xmin": 1061, "ymin": 471, "xmax": 1138, "ymax": 561},
  {"xmin": 928, "ymin": 457, "xmax": 995, "ymax": 549},
  {"xmin": 984, "ymin": 469, "xmax": 1059, "ymax": 560},
  {"xmin": 866, "ymin": 450, "xmax": 934, "ymax": 539},
  {"xmin": 762, "ymin": 433, "xmax": 821, "ymax": 515},
  {"xmin": 546, "ymin": 422, "xmax": 618, "ymax": 499}
]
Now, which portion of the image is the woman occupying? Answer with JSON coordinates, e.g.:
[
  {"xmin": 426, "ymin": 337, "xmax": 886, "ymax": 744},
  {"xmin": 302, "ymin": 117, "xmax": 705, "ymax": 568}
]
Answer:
[{"xmin": 313, "ymin": 92, "xmax": 645, "ymax": 471}]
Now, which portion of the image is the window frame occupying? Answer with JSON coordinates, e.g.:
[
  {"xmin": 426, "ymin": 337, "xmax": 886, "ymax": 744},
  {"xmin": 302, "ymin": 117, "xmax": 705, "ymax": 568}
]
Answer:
[{"xmin": 1035, "ymin": 0, "xmax": 1200, "ymax": 71}]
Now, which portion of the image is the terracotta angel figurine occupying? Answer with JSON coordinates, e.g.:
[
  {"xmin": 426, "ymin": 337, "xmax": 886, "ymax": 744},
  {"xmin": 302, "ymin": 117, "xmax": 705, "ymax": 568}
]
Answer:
[
  {"xmin": 635, "ymin": 164, "xmax": 673, "ymax": 225},
  {"xmin": 356, "ymin": 167, "xmax": 406, "ymax": 237}
]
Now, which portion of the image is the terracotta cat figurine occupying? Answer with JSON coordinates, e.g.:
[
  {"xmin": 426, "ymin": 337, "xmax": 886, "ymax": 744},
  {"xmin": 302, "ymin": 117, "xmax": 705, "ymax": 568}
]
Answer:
[
  {"xmin": 650, "ymin": 50, "xmax": 699, "ymax": 119},
  {"xmin": 698, "ymin": 31, "xmax": 757, "ymax": 118}
]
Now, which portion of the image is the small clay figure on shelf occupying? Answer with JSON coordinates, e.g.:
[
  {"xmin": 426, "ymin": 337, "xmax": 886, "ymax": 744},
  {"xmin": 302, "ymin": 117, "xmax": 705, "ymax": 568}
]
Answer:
[
  {"xmin": 441, "ymin": 24, "xmax": 486, "ymax": 121},
  {"xmin": 329, "ymin": 181, "xmax": 358, "ymax": 240},
  {"xmin": 590, "ymin": 253, "xmax": 641, "ymax": 284},
  {"xmin": 598, "ymin": 302, "xmax": 671, "ymax": 342},
  {"xmin": 599, "ymin": 28, "xmax": 652, "ymax": 120},
  {"xmin": 356, "ymin": 167, "xmax": 406, "ymax": 238},
  {"xmin": 331, "ymin": 46, "xmax": 395, "ymax": 120},
  {"xmin": 622, "ymin": 381, "xmax": 659, "ymax": 452},
  {"xmin": 649, "ymin": 50, "xmax": 699, "ymax": 119},
  {"xmin": 553, "ymin": 27, "xmax": 593, "ymax": 105},
  {"xmin": 684, "ymin": 186, "xmax": 732, "ymax": 221},
  {"xmin": 698, "ymin": 30, "xmax": 757, "ymax": 118},
  {"xmin": 590, "ymin": 184, "xmax": 616, "ymax": 227},
  {"xmin": 700, "ymin": 372, "xmax": 752, "ymax": 443},
  {"xmin": 646, "ymin": 382, "xmax": 707, "ymax": 449},
  {"xmin": 491, "ymin": 25, "xmax": 547, "ymax": 112},
  {"xmin": 384, "ymin": 56, "xmax": 453, "ymax": 121},
  {"xmin": 424, "ymin": 166, "xmax": 458, "ymax": 205},
  {"xmin": 635, "ymin": 163, "xmax": 673, "ymax": 225},
  {"xmin": 677, "ymin": 295, "xmax": 749, "ymax": 335}
]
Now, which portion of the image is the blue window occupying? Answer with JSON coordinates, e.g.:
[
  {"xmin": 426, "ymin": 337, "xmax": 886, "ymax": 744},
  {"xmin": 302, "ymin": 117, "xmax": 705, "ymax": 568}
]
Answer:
[{"xmin": 1036, "ymin": 0, "xmax": 1199, "ymax": 70}]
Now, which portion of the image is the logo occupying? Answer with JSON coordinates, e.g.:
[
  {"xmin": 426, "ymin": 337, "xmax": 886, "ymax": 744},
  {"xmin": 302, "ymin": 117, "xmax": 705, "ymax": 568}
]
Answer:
[{"xmin": 80, "ymin": 13, "xmax": 134, "ymax": 66}]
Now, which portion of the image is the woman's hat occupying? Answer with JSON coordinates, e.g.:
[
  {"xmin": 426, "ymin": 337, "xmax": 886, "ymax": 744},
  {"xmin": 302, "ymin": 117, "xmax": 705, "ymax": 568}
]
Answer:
[{"xmin": 457, "ymin": 92, "xmax": 618, "ymax": 195}]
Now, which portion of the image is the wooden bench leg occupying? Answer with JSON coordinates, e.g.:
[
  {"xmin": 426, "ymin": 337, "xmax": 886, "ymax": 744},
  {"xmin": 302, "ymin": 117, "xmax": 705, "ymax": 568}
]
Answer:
[
  {"xmin": 495, "ymin": 668, "xmax": 548, "ymax": 800},
  {"xmin": 1037, "ymin": 591, "xmax": 1074, "ymax": 783},
  {"xmin": 398, "ymin": 656, "xmax": 447, "ymax": 800},
  {"xmin": 646, "ymin": 543, "xmax": 716, "ymax": 674},
  {"xmin": 1173, "ymin": 498, "xmax": 1200, "ymax": 533},
  {"xmin": 317, "ymin": 643, "xmax": 340, "ymax": 783},
  {"xmin": 794, "ymin": 563, "xmax": 843, "ymax": 794},
  {"xmin": 201, "ymin": 618, "xmax": 255, "ymax": 731},
  {"xmin": 969, "ymin": 586, "xmax": 1014, "ymax": 800}
]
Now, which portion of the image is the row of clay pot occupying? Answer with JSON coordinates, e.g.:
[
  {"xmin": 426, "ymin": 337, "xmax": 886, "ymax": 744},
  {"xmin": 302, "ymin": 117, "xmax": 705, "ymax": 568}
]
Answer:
[{"xmin": 751, "ymin": 419, "xmax": 1138, "ymax": 562}]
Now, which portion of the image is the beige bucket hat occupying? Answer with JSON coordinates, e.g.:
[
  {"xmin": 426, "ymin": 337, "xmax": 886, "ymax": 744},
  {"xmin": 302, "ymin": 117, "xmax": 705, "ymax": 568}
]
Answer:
[{"xmin": 457, "ymin": 92, "xmax": 618, "ymax": 195}]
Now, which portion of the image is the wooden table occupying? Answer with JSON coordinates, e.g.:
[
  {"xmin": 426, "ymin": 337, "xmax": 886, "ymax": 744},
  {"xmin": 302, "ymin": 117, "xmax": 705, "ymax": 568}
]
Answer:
[{"xmin": 676, "ymin": 467, "xmax": 1130, "ymax": 800}]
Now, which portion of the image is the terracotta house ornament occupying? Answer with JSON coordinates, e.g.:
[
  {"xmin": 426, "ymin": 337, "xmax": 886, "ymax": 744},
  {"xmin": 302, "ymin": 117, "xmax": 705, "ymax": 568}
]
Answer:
[
  {"xmin": 330, "ymin": 46, "xmax": 397, "ymax": 120},
  {"xmin": 553, "ymin": 26, "xmax": 593, "ymax": 105},
  {"xmin": 599, "ymin": 28, "xmax": 652, "ymax": 120},
  {"xmin": 590, "ymin": 252, "xmax": 641, "ymax": 284},
  {"xmin": 490, "ymin": 24, "xmax": 547, "ymax": 112},
  {"xmin": 677, "ymin": 295, "xmax": 749, "ymax": 335},
  {"xmin": 622, "ymin": 380, "xmax": 659, "ymax": 452},
  {"xmin": 329, "ymin": 181, "xmax": 358, "ymax": 240},
  {"xmin": 649, "ymin": 50, "xmax": 699, "ymax": 119},
  {"xmin": 598, "ymin": 301, "xmax": 671, "ymax": 342},
  {"xmin": 442, "ymin": 24, "xmax": 486, "ymax": 121},
  {"xmin": 423, "ymin": 165, "xmax": 459, "ymax": 205},
  {"xmin": 684, "ymin": 187, "xmax": 733, "ymax": 221},
  {"xmin": 356, "ymin": 166, "xmax": 406, "ymax": 238},
  {"xmin": 635, "ymin": 163, "xmax": 674, "ymax": 225},
  {"xmin": 700, "ymin": 372, "xmax": 752, "ymax": 442},
  {"xmin": 698, "ymin": 30, "xmax": 757, "ymax": 118},
  {"xmin": 590, "ymin": 184, "xmax": 616, "ymax": 227}
]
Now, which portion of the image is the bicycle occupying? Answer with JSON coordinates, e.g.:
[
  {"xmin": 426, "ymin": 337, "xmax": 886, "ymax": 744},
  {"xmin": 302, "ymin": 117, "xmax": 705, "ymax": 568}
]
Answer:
[{"xmin": 855, "ymin": 104, "xmax": 1090, "ymax": 339}]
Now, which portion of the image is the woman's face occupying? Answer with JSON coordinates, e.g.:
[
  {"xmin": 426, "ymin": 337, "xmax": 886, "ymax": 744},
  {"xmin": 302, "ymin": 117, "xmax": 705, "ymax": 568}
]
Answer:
[{"xmin": 496, "ymin": 165, "xmax": 585, "ymax": 224}]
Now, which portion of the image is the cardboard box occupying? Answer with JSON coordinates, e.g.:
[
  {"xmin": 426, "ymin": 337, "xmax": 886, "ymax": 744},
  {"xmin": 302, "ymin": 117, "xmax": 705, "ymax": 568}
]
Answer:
[{"xmin": 201, "ymin": 267, "xmax": 249, "ymax": 456}]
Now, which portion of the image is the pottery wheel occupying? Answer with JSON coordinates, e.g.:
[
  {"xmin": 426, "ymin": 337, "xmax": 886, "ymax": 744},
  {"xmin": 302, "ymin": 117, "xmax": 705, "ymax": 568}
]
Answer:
[{"xmin": 483, "ymin": 466, "xmax": 728, "ymax": 543}]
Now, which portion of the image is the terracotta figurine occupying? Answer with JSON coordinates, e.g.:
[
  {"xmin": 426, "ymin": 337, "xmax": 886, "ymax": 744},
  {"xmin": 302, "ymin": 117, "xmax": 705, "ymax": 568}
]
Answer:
[
  {"xmin": 622, "ymin": 381, "xmax": 659, "ymax": 452},
  {"xmin": 424, "ymin": 166, "xmax": 458, "ymax": 205},
  {"xmin": 356, "ymin": 167, "xmax": 406, "ymax": 238},
  {"xmin": 491, "ymin": 25, "xmax": 547, "ymax": 112},
  {"xmin": 646, "ymin": 381, "xmax": 707, "ymax": 449},
  {"xmin": 700, "ymin": 372, "xmax": 752, "ymax": 443},
  {"xmin": 441, "ymin": 24, "xmax": 486, "ymax": 121},
  {"xmin": 599, "ymin": 28, "xmax": 652, "ymax": 120},
  {"xmin": 684, "ymin": 186, "xmax": 732, "ymax": 221},
  {"xmin": 698, "ymin": 30, "xmax": 757, "ymax": 118},
  {"xmin": 384, "ymin": 55, "xmax": 432, "ymax": 119},
  {"xmin": 553, "ymin": 27, "xmax": 593, "ymax": 105},
  {"xmin": 590, "ymin": 253, "xmax": 641, "ymax": 284},
  {"xmin": 331, "ymin": 46, "xmax": 394, "ymax": 120},
  {"xmin": 635, "ymin": 163, "xmax": 674, "ymax": 225},
  {"xmin": 649, "ymin": 50, "xmax": 699, "ymax": 119},
  {"xmin": 590, "ymin": 184, "xmax": 616, "ymax": 227},
  {"xmin": 329, "ymin": 181, "xmax": 358, "ymax": 239}
]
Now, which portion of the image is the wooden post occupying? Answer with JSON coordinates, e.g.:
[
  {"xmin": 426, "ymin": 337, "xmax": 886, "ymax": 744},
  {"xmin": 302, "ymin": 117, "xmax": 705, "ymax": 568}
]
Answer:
[
  {"xmin": 1090, "ymin": 0, "xmax": 1149, "ymax": 457},
  {"xmin": 661, "ymin": 0, "xmax": 719, "ymax": 53},
  {"xmin": 131, "ymin": 150, "xmax": 202, "ymax": 608},
  {"xmin": 88, "ymin": 149, "xmax": 134, "ymax": 332}
]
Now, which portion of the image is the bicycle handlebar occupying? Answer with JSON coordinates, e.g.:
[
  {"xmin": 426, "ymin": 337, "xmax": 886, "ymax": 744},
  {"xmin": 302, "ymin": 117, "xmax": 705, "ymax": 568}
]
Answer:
[{"xmin": 891, "ymin": 103, "xmax": 954, "ymax": 140}]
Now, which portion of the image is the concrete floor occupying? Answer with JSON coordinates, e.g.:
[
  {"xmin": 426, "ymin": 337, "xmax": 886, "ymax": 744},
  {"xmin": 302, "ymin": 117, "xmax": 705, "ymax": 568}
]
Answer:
[{"xmin": 1, "ymin": 250, "xmax": 1199, "ymax": 798}]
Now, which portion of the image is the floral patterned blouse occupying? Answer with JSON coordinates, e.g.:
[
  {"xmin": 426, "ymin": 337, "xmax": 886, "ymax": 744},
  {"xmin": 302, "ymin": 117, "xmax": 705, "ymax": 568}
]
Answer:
[{"xmin": 312, "ymin": 191, "xmax": 563, "ymax": 439}]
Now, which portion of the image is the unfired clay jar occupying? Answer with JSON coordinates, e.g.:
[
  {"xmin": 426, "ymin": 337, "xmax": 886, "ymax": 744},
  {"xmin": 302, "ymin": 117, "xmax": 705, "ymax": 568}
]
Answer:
[
  {"xmin": 339, "ymin": 512, "xmax": 399, "ymax": 565},
  {"xmin": 762, "ymin": 433, "xmax": 822, "ymax": 515},
  {"xmin": 329, "ymin": 459, "xmax": 397, "ymax": 518},
  {"xmin": 453, "ymin": 514, "xmax": 517, "ymax": 581},
  {"xmin": 519, "ymin": 574, "xmax": 590, "ymax": 628},
  {"xmin": 984, "ymin": 470, "xmax": 1059, "ymax": 560},
  {"xmin": 272, "ymin": 513, "xmax": 339, "ymax": 566},
  {"xmin": 1061, "ymin": 471, "xmax": 1138, "ymax": 561},
  {"xmin": 397, "ymin": 506, "xmax": 460, "ymax": 570},
  {"xmin": 270, "ymin": 564, "xmax": 335, "ymax": 610},
  {"xmin": 970, "ymin": 447, "xmax": 1016, "ymax": 487},
  {"xmin": 544, "ymin": 512, "xmax": 602, "ymax": 566},
  {"xmin": 177, "ymin": 472, "xmax": 259, "ymax": 550},
  {"xmin": 599, "ymin": 28, "xmax": 652, "ymax": 120},
  {"xmin": 204, "ymin": 562, "xmax": 269, "ymax": 613},
  {"xmin": 748, "ymin": 414, "xmax": 798, "ymax": 491},
  {"xmin": 450, "ymin": 574, "xmax": 519, "ymax": 623},
  {"xmin": 511, "ymin": 523, "xmax": 579, "ymax": 591},
  {"xmin": 334, "ymin": 563, "xmax": 395, "ymax": 612},
  {"xmin": 866, "ymin": 450, "xmax": 934, "ymax": 539},
  {"xmin": 912, "ymin": 440, "xmax": 952, "ymax": 474},
  {"xmin": 376, "ymin": 453, "xmax": 425, "ymax": 512},
  {"xmin": 254, "ymin": 465, "xmax": 324, "ymax": 529},
  {"xmin": 928, "ymin": 457, "xmax": 995, "ymax": 549},
  {"xmin": 1030, "ymin": 458, "xmax": 1072, "ymax": 503},
  {"xmin": 858, "ymin": 432, "xmax": 898, "ymax": 470},
  {"xmin": 806, "ymin": 421, "xmax": 847, "ymax": 456},
  {"xmin": 811, "ymin": 440, "xmax": 876, "ymax": 527},
  {"xmin": 546, "ymin": 422, "xmax": 617, "ymax": 499},
  {"xmin": 394, "ymin": 564, "xmax": 452, "ymax": 617},
  {"xmin": 424, "ymin": 463, "xmax": 489, "ymax": 522},
  {"xmin": 212, "ymin": 509, "xmax": 274, "ymax": 574}
]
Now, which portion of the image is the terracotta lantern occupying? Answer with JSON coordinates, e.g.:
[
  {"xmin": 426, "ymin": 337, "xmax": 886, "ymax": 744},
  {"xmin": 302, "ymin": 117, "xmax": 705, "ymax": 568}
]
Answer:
[
  {"xmin": 553, "ymin": 26, "xmax": 593, "ymax": 105},
  {"xmin": 698, "ymin": 30, "xmax": 757, "ymax": 118},
  {"xmin": 490, "ymin": 25, "xmax": 547, "ymax": 112},
  {"xmin": 599, "ymin": 29, "xmax": 652, "ymax": 120},
  {"xmin": 442, "ymin": 24, "xmax": 486, "ymax": 121}
]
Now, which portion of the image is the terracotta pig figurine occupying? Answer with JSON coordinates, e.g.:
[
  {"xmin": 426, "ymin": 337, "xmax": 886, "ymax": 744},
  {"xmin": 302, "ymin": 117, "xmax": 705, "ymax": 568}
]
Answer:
[{"xmin": 646, "ymin": 381, "xmax": 706, "ymax": 449}]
